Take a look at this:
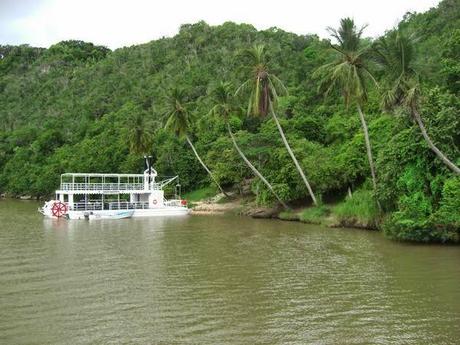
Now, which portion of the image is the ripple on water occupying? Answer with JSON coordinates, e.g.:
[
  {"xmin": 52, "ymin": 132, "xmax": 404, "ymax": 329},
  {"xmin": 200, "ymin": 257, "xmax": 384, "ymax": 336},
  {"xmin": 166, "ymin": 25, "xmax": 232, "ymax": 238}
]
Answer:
[{"xmin": 1, "ymin": 203, "xmax": 460, "ymax": 344}]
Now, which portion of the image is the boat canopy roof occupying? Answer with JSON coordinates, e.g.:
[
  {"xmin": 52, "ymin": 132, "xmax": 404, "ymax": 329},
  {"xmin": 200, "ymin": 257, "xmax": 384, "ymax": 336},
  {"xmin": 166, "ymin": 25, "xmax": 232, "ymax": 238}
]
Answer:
[{"xmin": 61, "ymin": 173, "xmax": 144, "ymax": 178}]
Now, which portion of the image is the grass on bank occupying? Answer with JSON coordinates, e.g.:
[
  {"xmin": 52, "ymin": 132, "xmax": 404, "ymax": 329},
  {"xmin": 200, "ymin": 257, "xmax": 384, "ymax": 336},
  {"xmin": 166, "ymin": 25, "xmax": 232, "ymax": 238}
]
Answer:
[
  {"xmin": 333, "ymin": 190, "xmax": 380, "ymax": 229},
  {"xmin": 183, "ymin": 186, "xmax": 217, "ymax": 202},
  {"xmin": 299, "ymin": 205, "xmax": 330, "ymax": 224},
  {"xmin": 278, "ymin": 210, "xmax": 300, "ymax": 221},
  {"xmin": 279, "ymin": 205, "xmax": 330, "ymax": 224},
  {"xmin": 278, "ymin": 190, "xmax": 380, "ymax": 229}
]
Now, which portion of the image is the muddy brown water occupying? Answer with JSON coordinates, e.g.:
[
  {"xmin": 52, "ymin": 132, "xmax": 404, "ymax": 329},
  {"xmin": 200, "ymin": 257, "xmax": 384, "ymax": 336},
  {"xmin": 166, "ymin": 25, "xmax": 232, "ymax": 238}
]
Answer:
[{"xmin": 1, "ymin": 200, "xmax": 459, "ymax": 344}]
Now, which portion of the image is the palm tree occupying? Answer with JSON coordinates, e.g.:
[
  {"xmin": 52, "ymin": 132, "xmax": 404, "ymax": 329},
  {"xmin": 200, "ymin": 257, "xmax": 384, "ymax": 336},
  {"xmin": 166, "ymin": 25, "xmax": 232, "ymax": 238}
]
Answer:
[
  {"xmin": 164, "ymin": 87, "xmax": 229, "ymax": 196},
  {"xmin": 209, "ymin": 81, "xmax": 288, "ymax": 209},
  {"xmin": 126, "ymin": 112, "xmax": 153, "ymax": 155},
  {"xmin": 373, "ymin": 28, "xmax": 460, "ymax": 175},
  {"xmin": 236, "ymin": 44, "xmax": 318, "ymax": 206},
  {"xmin": 314, "ymin": 18, "xmax": 380, "ymax": 203}
]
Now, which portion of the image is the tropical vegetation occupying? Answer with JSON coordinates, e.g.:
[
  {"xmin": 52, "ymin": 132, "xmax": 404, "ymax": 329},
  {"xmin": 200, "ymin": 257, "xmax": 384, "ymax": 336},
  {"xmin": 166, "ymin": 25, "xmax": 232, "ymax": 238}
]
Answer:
[{"xmin": 0, "ymin": 0, "xmax": 459, "ymax": 242}]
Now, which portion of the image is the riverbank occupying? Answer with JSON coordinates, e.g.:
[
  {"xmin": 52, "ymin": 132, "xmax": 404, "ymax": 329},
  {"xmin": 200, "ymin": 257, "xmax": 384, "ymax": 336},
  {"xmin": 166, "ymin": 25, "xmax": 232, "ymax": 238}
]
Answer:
[{"xmin": 189, "ymin": 190, "xmax": 380, "ymax": 231}]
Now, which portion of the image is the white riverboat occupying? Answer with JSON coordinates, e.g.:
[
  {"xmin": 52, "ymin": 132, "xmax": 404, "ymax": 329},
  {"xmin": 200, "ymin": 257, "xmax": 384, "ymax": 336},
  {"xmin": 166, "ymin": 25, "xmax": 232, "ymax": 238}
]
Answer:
[{"xmin": 39, "ymin": 159, "xmax": 189, "ymax": 220}]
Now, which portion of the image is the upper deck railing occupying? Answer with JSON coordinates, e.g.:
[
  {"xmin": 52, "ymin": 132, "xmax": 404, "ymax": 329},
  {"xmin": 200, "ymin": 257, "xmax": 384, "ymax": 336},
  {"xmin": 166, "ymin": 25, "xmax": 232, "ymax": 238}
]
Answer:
[
  {"xmin": 58, "ymin": 172, "xmax": 177, "ymax": 193},
  {"xmin": 59, "ymin": 182, "xmax": 161, "ymax": 192}
]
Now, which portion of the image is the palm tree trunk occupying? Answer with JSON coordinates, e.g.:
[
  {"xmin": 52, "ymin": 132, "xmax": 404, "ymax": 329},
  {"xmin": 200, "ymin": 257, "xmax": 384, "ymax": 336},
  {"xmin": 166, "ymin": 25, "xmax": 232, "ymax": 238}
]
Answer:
[
  {"xmin": 270, "ymin": 106, "xmax": 318, "ymax": 206},
  {"xmin": 412, "ymin": 108, "xmax": 460, "ymax": 175},
  {"xmin": 357, "ymin": 104, "xmax": 381, "ymax": 210},
  {"xmin": 185, "ymin": 135, "xmax": 229, "ymax": 197},
  {"xmin": 227, "ymin": 124, "xmax": 289, "ymax": 209}
]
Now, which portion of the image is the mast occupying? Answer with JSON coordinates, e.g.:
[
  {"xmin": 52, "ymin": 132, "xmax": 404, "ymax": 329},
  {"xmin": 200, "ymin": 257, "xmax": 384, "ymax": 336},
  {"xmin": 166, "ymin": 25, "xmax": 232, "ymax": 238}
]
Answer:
[{"xmin": 144, "ymin": 155, "xmax": 153, "ymax": 186}]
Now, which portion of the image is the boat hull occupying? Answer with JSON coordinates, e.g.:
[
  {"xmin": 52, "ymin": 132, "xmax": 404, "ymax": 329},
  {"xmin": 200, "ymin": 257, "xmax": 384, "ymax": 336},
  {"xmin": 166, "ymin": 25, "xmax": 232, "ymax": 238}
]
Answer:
[
  {"xmin": 87, "ymin": 210, "xmax": 134, "ymax": 220},
  {"xmin": 63, "ymin": 207, "xmax": 190, "ymax": 220}
]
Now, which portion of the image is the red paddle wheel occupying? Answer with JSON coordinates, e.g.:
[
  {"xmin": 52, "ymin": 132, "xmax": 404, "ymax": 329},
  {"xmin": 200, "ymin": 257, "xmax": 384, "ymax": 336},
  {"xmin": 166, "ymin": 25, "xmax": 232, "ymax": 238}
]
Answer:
[
  {"xmin": 51, "ymin": 201, "xmax": 67, "ymax": 218},
  {"xmin": 181, "ymin": 199, "xmax": 187, "ymax": 206}
]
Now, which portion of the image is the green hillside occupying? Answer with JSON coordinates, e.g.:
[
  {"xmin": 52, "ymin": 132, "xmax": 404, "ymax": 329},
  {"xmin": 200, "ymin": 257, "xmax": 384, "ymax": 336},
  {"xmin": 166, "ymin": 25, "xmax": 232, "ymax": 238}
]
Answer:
[{"xmin": 0, "ymin": 0, "xmax": 459, "ymax": 242}]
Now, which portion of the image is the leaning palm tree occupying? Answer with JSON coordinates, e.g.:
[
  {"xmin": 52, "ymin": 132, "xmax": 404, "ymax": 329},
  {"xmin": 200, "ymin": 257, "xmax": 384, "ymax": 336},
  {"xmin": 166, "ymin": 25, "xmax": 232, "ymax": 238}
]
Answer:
[
  {"xmin": 164, "ymin": 87, "xmax": 229, "ymax": 196},
  {"xmin": 209, "ymin": 81, "xmax": 288, "ymax": 209},
  {"xmin": 314, "ymin": 18, "xmax": 380, "ymax": 203},
  {"xmin": 236, "ymin": 44, "xmax": 318, "ymax": 206},
  {"xmin": 126, "ymin": 112, "xmax": 153, "ymax": 155},
  {"xmin": 373, "ymin": 28, "xmax": 460, "ymax": 175}
]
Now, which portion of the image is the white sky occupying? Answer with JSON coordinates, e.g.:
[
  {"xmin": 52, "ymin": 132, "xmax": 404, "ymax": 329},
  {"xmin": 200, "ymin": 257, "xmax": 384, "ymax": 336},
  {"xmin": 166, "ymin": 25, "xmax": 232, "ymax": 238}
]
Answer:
[{"xmin": 1, "ymin": 0, "xmax": 441, "ymax": 50}]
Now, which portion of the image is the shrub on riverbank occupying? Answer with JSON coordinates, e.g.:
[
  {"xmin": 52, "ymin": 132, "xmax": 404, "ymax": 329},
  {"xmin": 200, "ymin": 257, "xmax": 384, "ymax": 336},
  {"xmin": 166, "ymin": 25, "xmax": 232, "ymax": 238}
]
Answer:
[
  {"xmin": 383, "ymin": 177, "xmax": 460, "ymax": 243},
  {"xmin": 431, "ymin": 177, "xmax": 460, "ymax": 229},
  {"xmin": 383, "ymin": 218, "xmax": 459, "ymax": 243}
]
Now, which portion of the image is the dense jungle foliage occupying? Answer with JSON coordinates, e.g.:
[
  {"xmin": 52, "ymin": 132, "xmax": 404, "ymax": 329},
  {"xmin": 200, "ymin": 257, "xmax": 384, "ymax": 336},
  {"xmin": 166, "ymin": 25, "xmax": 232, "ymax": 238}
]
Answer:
[{"xmin": 0, "ymin": 0, "xmax": 459, "ymax": 242}]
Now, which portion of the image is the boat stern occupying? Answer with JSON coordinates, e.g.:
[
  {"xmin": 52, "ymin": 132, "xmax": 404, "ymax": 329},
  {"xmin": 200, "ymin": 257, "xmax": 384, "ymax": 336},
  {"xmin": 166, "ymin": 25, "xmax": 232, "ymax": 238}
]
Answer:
[{"xmin": 39, "ymin": 200, "xmax": 68, "ymax": 219}]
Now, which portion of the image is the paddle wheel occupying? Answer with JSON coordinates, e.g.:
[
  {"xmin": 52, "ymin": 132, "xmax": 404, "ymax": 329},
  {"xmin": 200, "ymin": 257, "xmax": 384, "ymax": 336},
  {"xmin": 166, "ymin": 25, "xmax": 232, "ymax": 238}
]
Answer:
[{"xmin": 51, "ymin": 201, "xmax": 67, "ymax": 218}]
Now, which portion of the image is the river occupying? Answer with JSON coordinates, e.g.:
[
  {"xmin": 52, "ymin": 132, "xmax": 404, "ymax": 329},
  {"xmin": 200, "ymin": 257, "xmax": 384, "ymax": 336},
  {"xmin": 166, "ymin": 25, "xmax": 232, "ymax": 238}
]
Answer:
[{"xmin": 1, "ymin": 200, "xmax": 459, "ymax": 344}]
